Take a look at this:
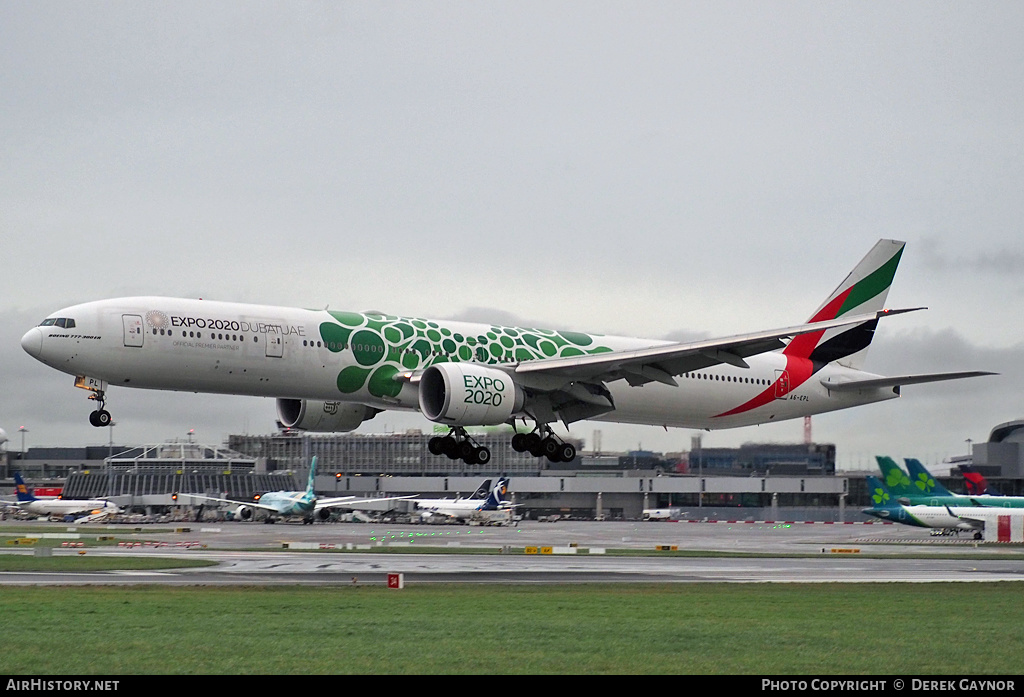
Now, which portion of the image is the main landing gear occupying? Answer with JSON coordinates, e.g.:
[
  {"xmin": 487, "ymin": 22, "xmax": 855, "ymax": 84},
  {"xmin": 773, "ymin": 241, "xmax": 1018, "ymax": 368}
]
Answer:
[
  {"xmin": 87, "ymin": 391, "xmax": 112, "ymax": 427},
  {"xmin": 511, "ymin": 425, "xmax": 576, "ymax": 463},
  {"xmin": 428, "ymin": 427, "xmax": 492, "ymax": 465}
]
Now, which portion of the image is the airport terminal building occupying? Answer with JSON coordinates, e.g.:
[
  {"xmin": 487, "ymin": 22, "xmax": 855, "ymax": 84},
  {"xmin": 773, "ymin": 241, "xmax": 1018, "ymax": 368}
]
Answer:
[{"xmin": 4, "ymin": 420, "xmax": 1022, "ymax": 520}]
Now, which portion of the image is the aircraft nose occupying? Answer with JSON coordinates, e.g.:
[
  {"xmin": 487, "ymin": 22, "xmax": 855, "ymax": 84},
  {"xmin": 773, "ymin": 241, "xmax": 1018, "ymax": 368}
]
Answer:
[{"xmin": 21, "ymin": 328, "xmax": 43, "ymax": 358}]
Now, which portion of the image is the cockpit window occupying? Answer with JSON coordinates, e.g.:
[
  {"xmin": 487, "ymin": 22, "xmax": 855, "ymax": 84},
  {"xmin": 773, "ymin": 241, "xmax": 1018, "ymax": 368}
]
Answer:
[{"xmin": 39, "ymin": 318, "xmax": 75, "ymax": 328}]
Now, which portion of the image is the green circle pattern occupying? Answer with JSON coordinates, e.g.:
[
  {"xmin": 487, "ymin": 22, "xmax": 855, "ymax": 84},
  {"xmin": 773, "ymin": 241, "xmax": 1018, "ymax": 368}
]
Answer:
[{"xmin": 319, "ymin": 310, "xmax": 612, "ymax": 399}]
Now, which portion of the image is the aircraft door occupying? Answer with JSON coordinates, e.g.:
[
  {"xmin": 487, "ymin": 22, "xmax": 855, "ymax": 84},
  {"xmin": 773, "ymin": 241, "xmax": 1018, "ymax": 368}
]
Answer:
[
  {"xmin": 123, "ymin": 314, "xmax": 144, "ymax": 348},
  {"xmin": 774, "ymin": 370, "xmax": 790, "ymax": 399}
]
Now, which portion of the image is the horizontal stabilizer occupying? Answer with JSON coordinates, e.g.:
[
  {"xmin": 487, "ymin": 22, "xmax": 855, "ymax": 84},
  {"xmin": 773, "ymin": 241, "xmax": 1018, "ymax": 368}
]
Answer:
[{"xmin": 820, "ymin": 371, "xmax": 996, "ymax": 392}]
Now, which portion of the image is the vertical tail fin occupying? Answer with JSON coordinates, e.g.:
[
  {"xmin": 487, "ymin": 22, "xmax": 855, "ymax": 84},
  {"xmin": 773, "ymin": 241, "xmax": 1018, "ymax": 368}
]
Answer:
[
  {"xmin": 904, "ymin": 459, "xmax": 955, "ymax": 497},
  {"xmin": 13, "ymin": 472, "xmax": 36, "ymax": 503},
  {"xmin": 866, "ymin": 475, "xmax": 894, "ymax": 508},
  {"xmin": 482, "ymin": 478, "xmax": 509, "ymax": 509},
  {"xmin": 959, "ymin": 465, "xmax": 1000, "ymax": 496},
  {"xmin": 784, "ymin": 239, "xmax": 905, "ymax": 369},
  {"xmin": 875, "ymin": 456, "xmax": 917, "ymax": 498},
  {"xmin": 470, "ymin": 479, "xmax": 492, "ymax": 499},
  {"xmin": 305, "ymin": 456, "xmax": 318, "ymax": 497}
]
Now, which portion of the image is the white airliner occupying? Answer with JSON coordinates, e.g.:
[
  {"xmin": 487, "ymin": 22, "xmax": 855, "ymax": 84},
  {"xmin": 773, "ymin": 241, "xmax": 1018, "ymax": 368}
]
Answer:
[
  {"xmin": 21, "ymin": 240, "xmax": 992, "ymax": 464},
  {"xmin": 9, "ymin": 472, "xmax": 120, "ymax": 518},
  {"xmin": 182, "ymin": 456, "xmax": 412, "ymax": 523},
  {"xmin": 414, "ymin": 478, "xmax": 513, "ymax": 523}
]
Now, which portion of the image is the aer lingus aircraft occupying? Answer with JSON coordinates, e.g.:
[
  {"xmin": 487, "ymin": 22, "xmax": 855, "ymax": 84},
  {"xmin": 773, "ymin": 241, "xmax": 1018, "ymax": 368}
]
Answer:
[
  {"xmin": 875, "ymin": 456, "xmax": 1024, "ymax": 508},
  {"xmin": 862, "ymin": 476, "xmax": 1024, "ymax": 540},
  {"xmin": 21, "ymin": 239, "xmax": 993, "ymax": 465}
]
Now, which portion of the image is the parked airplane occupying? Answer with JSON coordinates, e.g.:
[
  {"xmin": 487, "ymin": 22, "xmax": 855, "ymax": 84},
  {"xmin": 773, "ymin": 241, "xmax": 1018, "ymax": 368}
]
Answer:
[
  {"xmin": 22, "ymin": 240, "xmax": 993, "ymax": 464},
  {"xmin": 959, "ymin": 465, "xmax": 1001, "ymax": 496},
  {"xmin": 862, "ymin": 477, "xmax": 1024, "ymax": 540},
  {"xmin": 182, "ymin": 456, "xmax": 412, "ymax": 523},
  {"xmin": 875, "ymin": 456, "xmax": 1024, "ymax": 508},
  {"xmin": 413, "ymin": 478, "xmax": 513, "ymax": 523},
  {"xmin": 9, "ymin": 472, "xmax": 120, "ymax": 518}
]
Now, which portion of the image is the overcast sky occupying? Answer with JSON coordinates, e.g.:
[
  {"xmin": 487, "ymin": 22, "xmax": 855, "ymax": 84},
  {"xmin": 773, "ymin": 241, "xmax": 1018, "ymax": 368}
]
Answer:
[{"xmin": 2, "ymin": 2, "xmax": 1022, "ymax": 470}]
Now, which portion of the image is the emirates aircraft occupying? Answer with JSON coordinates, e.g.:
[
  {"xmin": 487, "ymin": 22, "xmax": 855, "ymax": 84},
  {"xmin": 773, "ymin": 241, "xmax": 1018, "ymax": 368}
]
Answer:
[{"xmin": 21, "ymin": 240, "xmax": 992, "ymax": 465}]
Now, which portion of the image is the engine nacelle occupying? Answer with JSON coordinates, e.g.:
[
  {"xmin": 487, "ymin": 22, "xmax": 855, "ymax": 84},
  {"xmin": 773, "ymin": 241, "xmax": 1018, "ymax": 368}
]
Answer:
[
  {"xmin": 419, "ymin": 363, "xmax": 525, "ymax": 426},
  {"xmin": 315, "ymin": 508, "xmax": 332, "ymax": 522},
  {"xmin": 277, "ymin": 399, "xmax": 378, "ymax": 432},
  {"xmin": 234, "ymin": 505, "xmax": 254, "ymax": 521}
]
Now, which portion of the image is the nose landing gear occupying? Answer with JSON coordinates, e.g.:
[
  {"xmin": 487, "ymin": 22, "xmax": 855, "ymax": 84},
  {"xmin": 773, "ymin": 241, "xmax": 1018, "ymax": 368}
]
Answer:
[{"xmin": 87, "ymin": 391, "xmax": 112, "ymax": 427}]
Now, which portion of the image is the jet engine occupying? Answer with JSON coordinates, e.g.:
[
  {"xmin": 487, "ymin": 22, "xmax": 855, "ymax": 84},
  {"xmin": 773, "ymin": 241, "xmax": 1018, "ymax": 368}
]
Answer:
[
  {"xmin": 234, "ymin": 505, "xmax": 254, "ymax": 521},
  {"xmin": 418, "ymin": 363, "xmax": 525, "ymax": 426},
  {"xmin": 276, "ymin": 399, "xmax": 378, "ymax": 432}
]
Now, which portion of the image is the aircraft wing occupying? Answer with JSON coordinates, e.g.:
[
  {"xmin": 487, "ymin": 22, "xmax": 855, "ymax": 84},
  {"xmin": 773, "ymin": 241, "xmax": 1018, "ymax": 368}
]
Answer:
[
  {"xmin": 946, "ymin": 506, "xmax": 986, "ymax": 529},
  {"xmin": 820, "ymin": 371, "xmax": 997, "ymax": 392},
  {"xmin": 182, "ymin": 493, "xmax": 284, "ymax": 513},
  {"xmin": 511, "ymin": 309, "xmax": 918, "ymax": 386},
  {"xmin": 314, "ymin": 495, "xmax": 416, "ymax": 512}
]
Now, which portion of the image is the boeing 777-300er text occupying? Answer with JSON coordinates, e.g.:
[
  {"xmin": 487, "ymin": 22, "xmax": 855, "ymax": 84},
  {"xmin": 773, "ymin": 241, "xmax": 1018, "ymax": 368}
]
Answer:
[{"xmin": 21, "ymin": 240, "xmax": 994, "ymax": 464}]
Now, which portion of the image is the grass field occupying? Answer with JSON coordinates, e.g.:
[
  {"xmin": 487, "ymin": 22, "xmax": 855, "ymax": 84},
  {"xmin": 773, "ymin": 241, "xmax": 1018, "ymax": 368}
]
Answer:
[{"xmin": 1, "ymin": 583, "xmax": 1021, "ymax": 674}]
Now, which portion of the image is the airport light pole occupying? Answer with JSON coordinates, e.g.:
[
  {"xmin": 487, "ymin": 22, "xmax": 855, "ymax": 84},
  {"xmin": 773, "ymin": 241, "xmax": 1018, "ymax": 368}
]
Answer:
[{"xmin": 18, "ymin": 426, "xmax": 28, "ymax": 456}]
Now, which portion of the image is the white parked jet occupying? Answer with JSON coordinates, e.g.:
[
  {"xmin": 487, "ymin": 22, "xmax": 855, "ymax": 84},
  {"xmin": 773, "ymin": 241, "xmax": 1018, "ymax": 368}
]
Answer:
[
  {"xmin": 414, "ymin": 478, "xmax": 513, "ymax": 523},
  {"xmin": 9, "ymin": 472, "xmax": 120, "ymax": 518},
  {"xmin": 21, "ymin": 240, "xmax": 993, "ymax": 464}
]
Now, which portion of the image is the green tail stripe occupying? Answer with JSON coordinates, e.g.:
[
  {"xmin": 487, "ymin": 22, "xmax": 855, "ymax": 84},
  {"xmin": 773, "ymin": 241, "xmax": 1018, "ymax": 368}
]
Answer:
[{"xmin": 837, "ymin": 247, "xmax": 904, "ymax": 317}]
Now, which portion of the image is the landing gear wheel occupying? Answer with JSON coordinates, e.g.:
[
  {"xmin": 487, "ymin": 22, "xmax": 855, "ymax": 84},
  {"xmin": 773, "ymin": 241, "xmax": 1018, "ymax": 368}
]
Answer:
[
  {"xmin": 511, "ymin": 433, "xmax": 529, "ymax": 452},
  {"xmin": 473, "ymin": 446, "xmax": 492, "ymax": 465},
  {"xmin": 558, "ymin": 442, "xmax": 576, "ymax": 463},
  {"xmin": 458, "ymin": 440, "xmax": 477, "ymax": 462},
  {"xmin": 542, "ymin": 437, "xmax": 561, "ymax": 461},
  {"xmin": 428, "ymin": 436, "xmax": 445, "ymax": 456}
]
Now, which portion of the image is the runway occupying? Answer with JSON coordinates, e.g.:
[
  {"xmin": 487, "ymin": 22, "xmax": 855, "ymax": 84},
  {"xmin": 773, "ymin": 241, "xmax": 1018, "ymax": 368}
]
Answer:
[{"xmin": 3, "ymin": 519, "xmax": 1024, "ymax": 585}]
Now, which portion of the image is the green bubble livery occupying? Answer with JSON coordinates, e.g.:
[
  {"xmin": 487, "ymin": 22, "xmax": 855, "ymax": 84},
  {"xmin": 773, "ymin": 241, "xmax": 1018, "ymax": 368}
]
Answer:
[{"xmin": 319, "ymin": 310, "xmax": 612, "ymax": 400}]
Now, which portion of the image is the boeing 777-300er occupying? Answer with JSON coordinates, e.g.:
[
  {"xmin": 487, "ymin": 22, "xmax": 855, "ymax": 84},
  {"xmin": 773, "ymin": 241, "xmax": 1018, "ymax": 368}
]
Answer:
[
  {"xmin": 9, "ymin": 472, "xmax": 120, "ymax": 518},
  {"xmin": 182, "ymin": 456, "xmax": 412, "ymax": 523},
  {"xmin": 21, "ymin": 239, "xmax": 994, "ymax": 465}
]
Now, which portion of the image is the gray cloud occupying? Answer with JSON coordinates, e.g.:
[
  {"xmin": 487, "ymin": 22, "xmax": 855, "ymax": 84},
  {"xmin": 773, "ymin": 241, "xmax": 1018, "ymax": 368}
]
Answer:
[{"xmin": 3, "ymin": 2, "xmax": 1022, "ymax": 466}]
